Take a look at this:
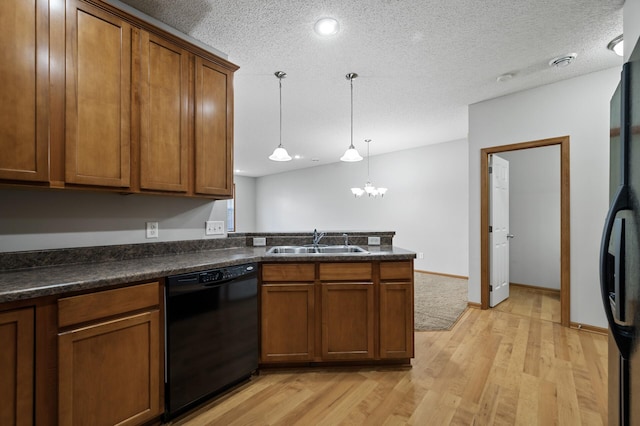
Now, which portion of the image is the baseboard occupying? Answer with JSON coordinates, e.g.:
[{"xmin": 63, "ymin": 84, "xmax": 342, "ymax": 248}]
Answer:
[
  {"xmin": 467, "ymin": 302, "xmax": 482, "ymax": 309},
  {"xmin": 414, "ymin": 269, "xmax": 468, "ymax": 280},
  {"xmin": 570, "ymin": 322, "xmax": 607, "ymax": 335},
  {"xmin": 510, "ymin": 282, "xmax": 560, "ymax": 294}
]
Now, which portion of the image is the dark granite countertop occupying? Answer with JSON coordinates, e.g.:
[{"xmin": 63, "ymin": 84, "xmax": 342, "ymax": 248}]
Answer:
[{"xmin": 0, "ymin": 245, "xmax": 415, "ymax": 304}]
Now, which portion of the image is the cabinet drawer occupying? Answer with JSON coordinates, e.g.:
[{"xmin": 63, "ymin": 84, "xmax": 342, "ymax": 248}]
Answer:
[
  {"xmin": 380, "ymin": 261, "xmax": 413, "ymax": 280},
  {"xmin": 58, "ymin": 282, "xmax": 159, "ymax": 328},
  {"xmin": 262, "ymin": 263, "xmax": 315, "ymax": 282},
  {"xmin": 319, "ymin": 263, "xmax": 372, "ymax": 281}
]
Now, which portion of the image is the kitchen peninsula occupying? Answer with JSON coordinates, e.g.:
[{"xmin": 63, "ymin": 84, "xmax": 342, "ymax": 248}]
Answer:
[{"xmin": 0, "ymin": 232, "xmax": 415, "ymax": 425}]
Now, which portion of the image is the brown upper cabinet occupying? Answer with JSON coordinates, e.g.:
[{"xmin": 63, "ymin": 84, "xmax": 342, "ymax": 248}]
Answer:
[
  {"xmin": 0, "ymin": 0, "xmax": 49, "ymax": 182},
  {"xmin": 194, "ymin": 57, "xmax": 234, "ymax": 197},
  {"xmin": 65, "ymin": 0, "xmax": 132, "ymax": 188},
  {"xmin": 136, "ymin": 32, "xmax": 190, "ymax": 193},
  {"xmin": 0, "ymin": 0, "xmax": 238, "ymax": 199}
]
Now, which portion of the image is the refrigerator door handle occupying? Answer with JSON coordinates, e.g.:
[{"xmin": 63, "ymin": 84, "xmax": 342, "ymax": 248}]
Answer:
[
  {"xmin": 599, "ymin": 184, "xmax": 633, "ymax": 359},
  {"xmin": 613, "ymin": 218, "xmax": 626, "ymax": 323}
]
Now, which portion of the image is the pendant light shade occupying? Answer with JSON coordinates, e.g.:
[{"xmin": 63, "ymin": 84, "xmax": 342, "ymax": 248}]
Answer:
[
  {"xmin": 269, "ymin": 146, "xmax": 292, "ymax": 161},
  {"xmin": 341, "ymin": 146, "xmax": 363, "ymax": 162},
  {"xmin": 269, "ymin": 71, "xmax": 292, "ymax": 162},
  {"xmin": 340, "ymin": 73, "xmax": 363, "ymax": 162}
]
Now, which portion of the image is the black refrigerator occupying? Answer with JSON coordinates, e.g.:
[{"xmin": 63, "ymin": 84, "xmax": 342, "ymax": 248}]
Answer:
[{"xmin": 600, "ymin": 42, "xmax": 640, "ymax": 426}]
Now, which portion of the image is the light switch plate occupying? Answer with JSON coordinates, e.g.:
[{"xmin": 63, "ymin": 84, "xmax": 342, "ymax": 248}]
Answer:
[
  {"xmin": 368, "ymin": 236, "xmax": 381, "ymax": 245},
  {"xmin": 206, "ymin": 221, "xmax": 225, "ymax": 235},
  {"xmin": 253, "ymin": 237, "xmax": 266, "ymax": 246}
]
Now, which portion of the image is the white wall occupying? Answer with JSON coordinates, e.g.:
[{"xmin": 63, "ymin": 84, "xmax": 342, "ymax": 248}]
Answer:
[
  {"xmin": 625, "ymin": 0, "xmax": 640, "ymax": 61},
  {"xmin": 468, "ymin": 67, "xmax": 620, "ymax": 327},
  {"xmin": 233, "ymin": 175, "xmax": 257, "ymax": 232},
  {"xmin": 0, "ymin": 188, "xmax": 228, "ymax": 252},
  {"xmin": 256, "ymin": 139, "xmax": 469, "ymax": 276},
  {"xmin": 500, "ymin": 146, "xmax": 560, "ymax": 290}
]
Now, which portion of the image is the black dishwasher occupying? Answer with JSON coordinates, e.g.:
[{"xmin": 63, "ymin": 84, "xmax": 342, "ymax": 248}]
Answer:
[{"xmin": 165, "ymin": 263, "xmax": 258, "ymax": 420}]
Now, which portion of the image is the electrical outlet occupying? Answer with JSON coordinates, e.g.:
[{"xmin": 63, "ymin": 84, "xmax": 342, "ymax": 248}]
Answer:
[
  {"xmin": 205, "ymin": 221, "xmax": 225, "ymax": 235},
  {"xmin": 418, "ymin": 252, "xmax": 424, "ymax": 259},
  {"xmin": 368, "ymin": 236, "xmax": 381, "ymax": 245},
  {"xmin": 253, "ymin": 237, "xmax": 266, "ymax": 246},
  {"xmin": 146, "ymin": 222, "xmax": 158, "ymax": 239}
]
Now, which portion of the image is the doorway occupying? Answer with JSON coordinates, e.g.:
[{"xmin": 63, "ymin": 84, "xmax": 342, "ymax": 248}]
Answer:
[{"xmin": 480, "ymin": 136, "xmax": 570, "ymax": 327}]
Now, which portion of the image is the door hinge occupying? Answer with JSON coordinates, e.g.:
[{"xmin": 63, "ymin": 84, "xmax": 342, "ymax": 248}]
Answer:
[
  {"xmin": 489, "ymin": 166, "xmax": 493, "ymax": 174},
  {"xmin": 489, "ymin": 285, "xmax": 493, "ymax": 291},
  {"xmin": 489, "ymin": 225, "xmax": 492, "ymax": 233}
]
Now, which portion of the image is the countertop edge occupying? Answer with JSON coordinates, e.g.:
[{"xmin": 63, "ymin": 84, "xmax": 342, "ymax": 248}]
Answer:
[{"xmin": 0, "ymin": 247, "xmax": 416, "ymax": 304}]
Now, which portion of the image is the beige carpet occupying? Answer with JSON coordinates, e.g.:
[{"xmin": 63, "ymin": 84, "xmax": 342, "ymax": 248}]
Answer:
[{"xmin": 414, "ymin": 272, "xmax": 468, "ymax": 331}]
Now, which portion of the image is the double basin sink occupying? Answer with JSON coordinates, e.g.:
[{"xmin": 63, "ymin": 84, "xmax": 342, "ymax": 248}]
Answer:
[{"xmin": 267, "ymin": 245, "xmax": 368, "ymax": 254}]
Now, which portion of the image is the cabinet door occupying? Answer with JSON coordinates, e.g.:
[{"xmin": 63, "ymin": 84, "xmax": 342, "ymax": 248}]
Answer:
[
  {"xmin": 321, "ymin": 282, "xmax": 375, "ymax": 360},
  {"xmin": 194, "ymin": 57, "xmax": 233, "ymax": 197},
  {"xmin": 65, "ymin": 0, "xmax": 131, "ymax": 187},
  {"xmin": 58, "ymin": 310, "xmax": 161, "ymax": 426},
  {"xmin": 0, "ymin": 0, "xmax": 49, "ymax": 182},
  {"xmin": 380, "ymin": 282, "xmax": 414, "ymax": 359},
  {"xmin": 0, "ymin": 308, "xmax": 34, "ymax": 426},
  {"xmin": 261, "ymin": 283, "xmax": 314, "ymax": 362},
  {"xmin": 138, "ymin": 32, "xmax": 190, "ymax": 192}
]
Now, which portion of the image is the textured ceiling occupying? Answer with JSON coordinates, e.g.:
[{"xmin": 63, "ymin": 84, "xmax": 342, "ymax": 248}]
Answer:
[{"xmin": 119, "ymin": 0, "xmax": 624, "ymax": 177}]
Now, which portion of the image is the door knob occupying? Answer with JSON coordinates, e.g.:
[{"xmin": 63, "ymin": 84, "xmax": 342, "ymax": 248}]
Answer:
[{"xmin": 507, "ymin": 234, "xmax": 515, "ymax": 239}]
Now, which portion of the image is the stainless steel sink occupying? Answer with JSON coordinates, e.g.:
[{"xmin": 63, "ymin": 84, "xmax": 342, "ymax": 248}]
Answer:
[
  {"xmin": 266, "ymin": 245, "xmax": 367, "ymax": 254},
  {"xmin": 265, "ymin": 246, "xmax": 315, "ymax": 254},
  {"xmin": 316, "ymin": 245, "xmax": 367, "ymax": 253}
]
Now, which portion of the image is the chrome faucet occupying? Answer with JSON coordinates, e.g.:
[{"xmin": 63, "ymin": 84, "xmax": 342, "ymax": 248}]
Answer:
[
  {"xmin": 342, "ymin": 233, "xmax": 349, "ymax": 246},
  {"xmin": 312, "ymin": 229, "xmax": 325, "ymax": 246}
]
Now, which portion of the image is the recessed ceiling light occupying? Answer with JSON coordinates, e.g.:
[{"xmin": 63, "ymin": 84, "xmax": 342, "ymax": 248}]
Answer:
[
  {"xmin": 549, "ymin": 54, "xmax": 577, "ymax": 68},
  {"xmin": 314, "ymin": 18, "xmax": 340, "ymax": 36},
  {"xmin": 496, "ymin": 73, "xmax": 514, "ymax": 83},
  {"xmin": 608, "ymin": 35, "xmax": 624, "ymax": 57},
  {"xmin": 294, "ymin": 155, "xmax": 302, "ymax": 159}
]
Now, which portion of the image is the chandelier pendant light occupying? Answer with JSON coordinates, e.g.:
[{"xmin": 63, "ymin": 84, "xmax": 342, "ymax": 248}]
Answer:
[
  {"xmin": 269, "ymin": 71, "xmax": 292, "ymax": 161},
  {"xmin": 351, "ymin": 139, "xmax": 387, "ymax": 197},
  {"xmin": 340, "ymin": 73, "xmax": 363, "ymax": 162}
]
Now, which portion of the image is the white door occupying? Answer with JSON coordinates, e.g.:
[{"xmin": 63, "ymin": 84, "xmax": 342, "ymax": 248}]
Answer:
[{"xmin": 490, "ymin": 154, "xmax": 511, "ymax": 307}]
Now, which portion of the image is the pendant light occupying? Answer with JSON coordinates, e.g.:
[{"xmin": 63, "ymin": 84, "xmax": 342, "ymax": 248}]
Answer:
[
  {"xmin": 340, "ymin": 73, "xmax": 363, "ymax": 162},
  {"xmin": 269, "ymin": 71, "xmax": 292, "ymax": 161},
  {"xmin": 351, "ymin": 139, "xmax": 387, "ymax": 197}
]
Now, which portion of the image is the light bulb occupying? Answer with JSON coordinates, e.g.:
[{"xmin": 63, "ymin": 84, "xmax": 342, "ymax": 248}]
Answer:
[{"xmin": 314, "ymin": 18, "xmax": 340, "ymax": 36}]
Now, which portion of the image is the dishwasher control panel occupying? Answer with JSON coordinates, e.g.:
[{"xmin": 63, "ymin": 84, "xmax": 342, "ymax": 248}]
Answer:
[{"xmin": 198, "ymin": 264, "xmax": 256, "ymax": 283}]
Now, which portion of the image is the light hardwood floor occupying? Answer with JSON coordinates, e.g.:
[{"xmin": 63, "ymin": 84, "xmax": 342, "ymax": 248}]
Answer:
[
  {"xmin": 171, "ymin": 291, "xmax": 607, "ymax": 425},
  {"xmin": 492, "ymin": 284, "xmax": 561, "ymax": 323}
]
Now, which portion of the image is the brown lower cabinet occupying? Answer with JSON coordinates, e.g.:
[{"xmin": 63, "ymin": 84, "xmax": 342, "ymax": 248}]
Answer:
[
  {"xmin": 57, "ymin": 282, "xmax": 162, "ymax": 426},
  {"xmin": 261, "ymin": 283, "xmax": 315, "ymax": 362},
  {"xmin": 321, "ymin": 282, "xmax": 375, "ymax": 360},
  {"xmin": 260, "ymin": 261, "xmax": 414, "ymax": 364},
  {"xmin": 0, "ymin": 307, "xmax": 34, "ymax": 426},
  {"xmin": 379, "ymin": 282, "xmax": 414, "ymax": 358},
  {"xmin": 379, "ymin": 261, "xmax": 415, "ymax": 359}
]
